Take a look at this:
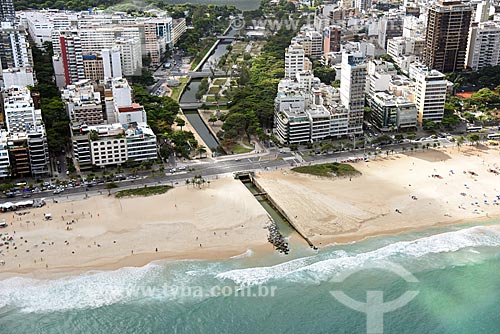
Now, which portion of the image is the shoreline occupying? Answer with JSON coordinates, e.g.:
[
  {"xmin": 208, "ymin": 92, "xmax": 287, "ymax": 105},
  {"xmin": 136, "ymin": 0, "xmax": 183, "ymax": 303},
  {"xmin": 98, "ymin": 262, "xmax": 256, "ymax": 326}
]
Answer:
[
  {"xmin": 0, "ymin": 243, "xmax": 274, "ymax": 280},
  {"xmin": 1, "ymin": 146, "xmax": 499, "ymax": 280},
  {"xmin": 2, "ymin": 216, "xmax": 499, "ymax": 281}
]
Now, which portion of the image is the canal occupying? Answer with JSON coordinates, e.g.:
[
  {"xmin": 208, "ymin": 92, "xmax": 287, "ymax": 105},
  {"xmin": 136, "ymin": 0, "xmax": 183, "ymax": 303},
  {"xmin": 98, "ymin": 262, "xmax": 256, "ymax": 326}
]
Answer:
[
  {"xmin": 183, "ymin": 108, "xmax": 220, "ymax": 151},
  {"xmin": 241, "ymin": 179, "xmax": 295, "ymax": 238},
  {"xmin": 179, "ymin": 31, "xmax": 235, "ymax": 154}
]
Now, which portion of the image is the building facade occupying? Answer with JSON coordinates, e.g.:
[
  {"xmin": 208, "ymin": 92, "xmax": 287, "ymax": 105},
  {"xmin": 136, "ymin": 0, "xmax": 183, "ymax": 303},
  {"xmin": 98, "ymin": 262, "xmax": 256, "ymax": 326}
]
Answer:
[
  {"xmin": 0, "ymin": 0, "xmax": 15, "ymax": 22},
  {"xmin": 62, "ymin": 80, "xmax": 104, "ymax": 125},
  {"xmin": 340, "ymin": 52, "xmax": 366, "ymax": 135},
  {"xmin": 412, "ymin": 64, "xmax": 447, "ymax": 123},
  {"xmin": 466, "ymin": 21, "xmax": 500, "ymax": 70},
  {"xmin": 423, "ymin": 1, "xmax": 472, "ymax": 73}
]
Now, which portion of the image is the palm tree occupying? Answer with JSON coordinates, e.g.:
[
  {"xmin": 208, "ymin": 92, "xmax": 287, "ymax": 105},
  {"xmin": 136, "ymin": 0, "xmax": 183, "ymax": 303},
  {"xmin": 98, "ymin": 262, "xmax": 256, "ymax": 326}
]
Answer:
[
  {"xmin": 105, "ymin": 182, "xmax": 118, "ymax": 196},
  {"xmin": 175, "ymin": 117, "xmax": 186, "ymax": 131},
  {"xmin": 196, "ymin": 145, "xmax": 207, "ymax": 158},
  {"xmin": 457, "ymin": 136, "xmax": 465, "ymax": 151}
]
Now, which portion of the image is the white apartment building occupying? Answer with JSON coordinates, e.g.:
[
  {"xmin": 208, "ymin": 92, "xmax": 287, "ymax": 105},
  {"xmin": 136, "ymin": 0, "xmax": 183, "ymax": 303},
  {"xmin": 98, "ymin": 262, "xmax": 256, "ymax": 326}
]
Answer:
[
  {"xmin": 0, "ymin": 131, "xmax": 10, "ymax": 178},
  {"xmin": 114, "ymin": 37, "xmax": 142, "ymax": 76},
  {"xmin": 111, "ymin": 77, "xmax": 133, "ymax": 107},
  {"xmin": 355, "ymin": 0, "xmax": 372, "ymax": 12},
  {"xmin": 89, "ymin": 124, "xmax": 128, "ymax": 167},
  {"xmin": 402, "ymin": 15, "xmax": 425, "ymax": 39},
  {"xmin": 27, "ymin": 129, "xmax": 50, "ymax": 176},
  {"xmin": 387, "ymin": 36, "xmax": 425, "ymax": 59},
  {"xmin": 2, "ymin": 86, "xmax": 42, "ymax": 133},
  {"xmin": 411, "ymin": 64, "xmax": 447, "ymax": 123},
  {"xmin": 172, "ymin": 18, "xmax": 186, "ymax": 46},
  {"xmin": 75, "ymin": 27, "xmax": 142, "ymax": 56},
  {"xmin": 274, "ymin": 72, "xmax": 350, "ymax": 144},
  {"xmin": 1, "ymin": 87, "xmax": 49, "ymax": 176},
  {"xmin": 86, "ymin": 122, "xmax": 157, "ymax": 167},
  {"xmin": 340, "ymin": 52, "xmax": 366, "ymax": 135},
  {"xmin": 102, "ymin": 47, "xmax": 122, "ymax": 79},
  {"xmin": 2, "ymin": 67, "xmax": 34, "ymax": 89},
  {"xmin": 71, "ymin": 123, "xmax": 92, "ymax": 170},
  {"xmin": 22, "ymin": 11, "xmax": 54, "ymax": 48},
  {"xmin": 22, "ymin": 10, "xmax": 74, "ymax": 48},
  {"xmin": 125, "ymin": 123, "xmax": 157, "ymax": 161},
  {"xmin": 0, "ymin": 22, "xmax": 33, "ymax": 70},
  {"xmin": 466, "ymin": 21, "xmax": 500, "ymax": 71},
  {"xmin": 285, "ymin": 43, "xmax": 306, "ymax": 79},
  {"xmin": 116, "ymin": 103, "xmax": 147, "ymax": 125},
  {"xmin": 366, "ymin": 59, "xmax": 397, "ymax": 96}
]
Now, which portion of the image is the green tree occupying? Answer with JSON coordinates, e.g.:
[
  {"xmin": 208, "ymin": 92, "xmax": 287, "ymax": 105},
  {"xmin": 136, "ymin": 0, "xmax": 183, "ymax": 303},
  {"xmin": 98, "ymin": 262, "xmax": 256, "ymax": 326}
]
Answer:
[
  {"xmin": 468, "ymin": 133, "xmax": 480, "ymax": 146},
  {"xmin": 313, "ymin": 67, "xmax": 336, "ymax": 85},
  {"xmin": 175, "ymin": 117, "xmax": 186, "ymax": 131}
]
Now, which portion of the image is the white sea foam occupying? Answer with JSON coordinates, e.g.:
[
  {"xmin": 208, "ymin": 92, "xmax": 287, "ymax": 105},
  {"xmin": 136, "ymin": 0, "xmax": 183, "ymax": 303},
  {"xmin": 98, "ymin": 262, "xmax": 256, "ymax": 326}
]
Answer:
[
  {"xmin": 216, "ymin": 250, "xmax": 349, "ymax": 285},
  {"xmin": 230, "ymin": 249, "xmax": 255, "ymax": 259},
  {"xmin": 217, "ymin": 226, "xmax": 500, "ymax": 286},
  {"xmin": 0, "ymin": 262, "xmax": 162, "ymax": 313}
]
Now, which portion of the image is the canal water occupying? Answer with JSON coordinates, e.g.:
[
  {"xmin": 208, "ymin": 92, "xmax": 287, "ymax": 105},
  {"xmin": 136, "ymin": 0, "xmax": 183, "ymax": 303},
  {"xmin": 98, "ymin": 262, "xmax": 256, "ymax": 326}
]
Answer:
[
  {"xmin": 241, "ymin": 180, "xmax": 295, "ymax": 238},
  {"xmin": 182, "ymin": 108, "xmax": 220, "ymax": 151},
  {"xmin": 179, "ymin": 34, "xmax": 234, "ymax": 153}
]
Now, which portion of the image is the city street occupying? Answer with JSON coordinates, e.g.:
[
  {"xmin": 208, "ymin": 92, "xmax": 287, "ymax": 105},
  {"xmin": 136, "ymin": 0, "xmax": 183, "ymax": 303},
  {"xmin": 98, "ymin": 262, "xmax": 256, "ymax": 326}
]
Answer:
[{"xmin": 9, "ymin": 136, "xmax": 458, "ymax": 204}]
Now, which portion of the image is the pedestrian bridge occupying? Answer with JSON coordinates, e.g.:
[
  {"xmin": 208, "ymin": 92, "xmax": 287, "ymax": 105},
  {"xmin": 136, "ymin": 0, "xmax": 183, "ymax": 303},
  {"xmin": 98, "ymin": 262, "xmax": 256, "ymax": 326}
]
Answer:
[
  {"xmin": 169, "ymin": 71, "xmax": 228, "ymax": 78},
  {"xmin": 180, "ymin": 101, "xmax": 229, "ymax": 109}
]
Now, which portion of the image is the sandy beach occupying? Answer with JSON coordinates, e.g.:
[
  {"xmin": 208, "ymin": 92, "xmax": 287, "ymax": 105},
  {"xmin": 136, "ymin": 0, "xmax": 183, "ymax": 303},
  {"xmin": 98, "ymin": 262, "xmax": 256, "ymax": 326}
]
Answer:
[
  {"xmin": 1, "ymin": 145, "xmax": 499, "ymax": 279},
  {"xmin": 0, "ymin": 178, "xmax": 271, "ymax": 278},
  {"xmin": 256, "ymin": 146, "xmax": 500, "ymax": 246}
]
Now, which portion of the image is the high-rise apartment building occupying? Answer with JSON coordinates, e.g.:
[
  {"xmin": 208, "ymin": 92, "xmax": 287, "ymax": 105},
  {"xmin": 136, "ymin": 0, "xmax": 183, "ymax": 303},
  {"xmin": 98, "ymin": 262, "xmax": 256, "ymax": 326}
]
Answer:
[
  {"xmin": 466, "ymin": 21, "xmax": 500, "ymax": 70},
  {"xmin": 1, "ymin": 87, "xmax": 50, "ymax": 177},
  {"xmin": 423, "ymin": 1, "xmax": 472, "ymax": 73},
  {"xmin": 340, "ymin": 52, "xmax": 366, "ymax": 135},
  {"xmin": 355, "ymin": 0, "xmax": 372, "ymax": 12},
  {"xmin": 411, "ymin": 64, "xmax": 447, "ymax": 123},
  {"xmin": 2, "ymin": 86, "xmax": 42, "ymax": 133},
  {"xmin": 285, "ymin": 44, "xmax": 306, "ymax": 79},
  {"xmin": 102, "ymin": 47, "xmax": 122, "ymax": 79},
  {"xmin": 0, "ymin": 0, "xmax": 15, "ymax": 22},
  {"xmin": 0, "ymin": 22, "xmax": 32, "ymax": 70},
  {"xmin": 53, "ymin": 30, "xmax": 85, "ymax": 87},
  {"xmin": 323, "ymin": 25, "xmax": 341, "ymax": 57},
  {"xmin": 378, "ymin": 16, "xmax": 403, "ymax": 50}
]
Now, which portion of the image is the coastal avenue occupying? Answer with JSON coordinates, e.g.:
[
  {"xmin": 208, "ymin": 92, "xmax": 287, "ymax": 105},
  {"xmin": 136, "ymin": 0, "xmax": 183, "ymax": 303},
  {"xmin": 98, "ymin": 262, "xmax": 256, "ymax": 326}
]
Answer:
[{"xmin": 17, "ymin": 137, "xmax": 455, "ymax": 203}]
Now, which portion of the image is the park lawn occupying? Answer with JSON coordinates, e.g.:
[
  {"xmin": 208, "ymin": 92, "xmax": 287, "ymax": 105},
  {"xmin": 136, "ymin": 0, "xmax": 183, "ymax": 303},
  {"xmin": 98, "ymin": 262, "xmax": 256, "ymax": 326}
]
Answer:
[
  {"xmin": 292, "ymin": 163, "xmax": 360, "ymax": 178},
  {"xmin": 170, "ymin": 77, "xmax": 189, "ymax": 102},
  {"xmin": 230, "ymin": 144, "xmax": 253, "ymax": 154},
  {"xmin": 212, "ymin": 78, "xmax": 227, "ymax": 85},
  {"xmin": 115, "ymin": 185, "xmax": 173, "ymax": 198},
  {"xmin": 208, "ymin": 86, "xmax": 222, "ymax": 95}
]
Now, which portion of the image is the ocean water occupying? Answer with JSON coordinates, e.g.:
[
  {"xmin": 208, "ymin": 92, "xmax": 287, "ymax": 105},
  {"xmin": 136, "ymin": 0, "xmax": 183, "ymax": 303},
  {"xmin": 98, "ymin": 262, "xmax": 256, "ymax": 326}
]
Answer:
[{"xmin": 1, "ymin": 222, "xmax": 500, "ymax": 333}]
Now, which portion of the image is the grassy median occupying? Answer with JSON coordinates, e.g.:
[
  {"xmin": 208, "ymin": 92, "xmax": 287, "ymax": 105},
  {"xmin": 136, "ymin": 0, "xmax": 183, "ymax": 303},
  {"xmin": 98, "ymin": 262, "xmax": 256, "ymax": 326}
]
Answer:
[
  {"xmin": 292, "ymin": 163, "xmax": 360, "ymax": 178},
  {"xmin": 115, "ymin": 185, "xmax": 173, "ymax": 198}
]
